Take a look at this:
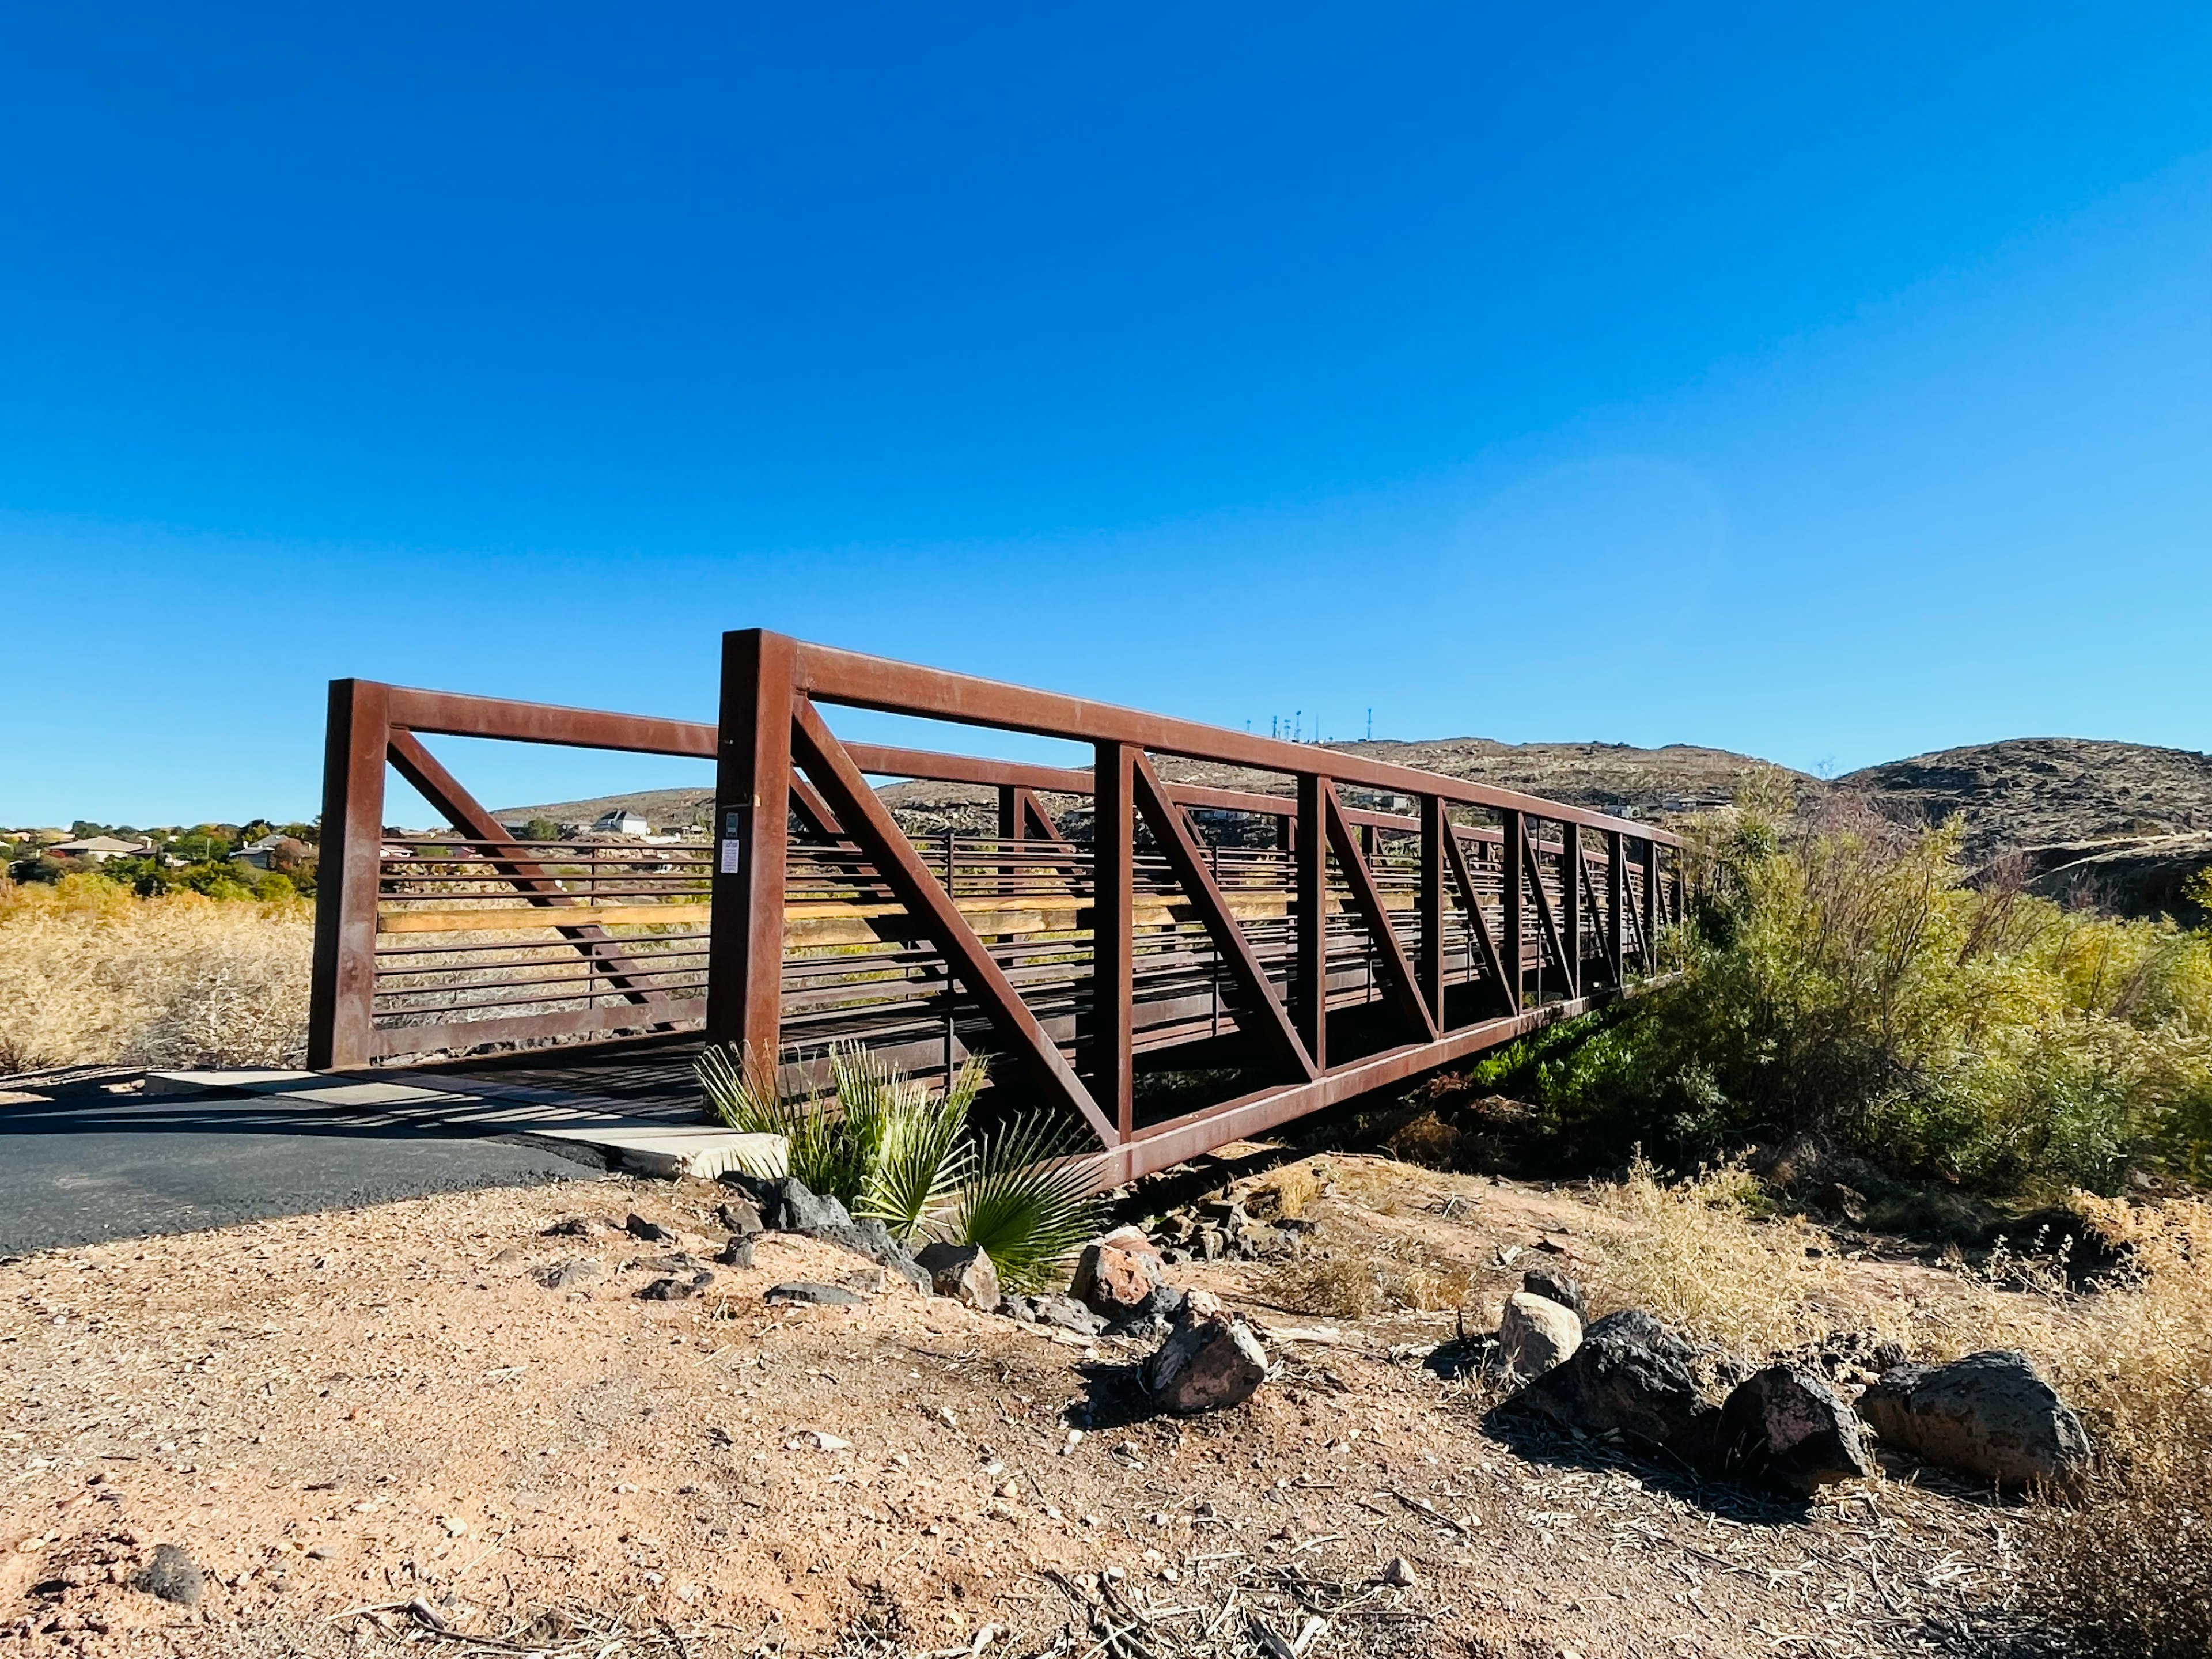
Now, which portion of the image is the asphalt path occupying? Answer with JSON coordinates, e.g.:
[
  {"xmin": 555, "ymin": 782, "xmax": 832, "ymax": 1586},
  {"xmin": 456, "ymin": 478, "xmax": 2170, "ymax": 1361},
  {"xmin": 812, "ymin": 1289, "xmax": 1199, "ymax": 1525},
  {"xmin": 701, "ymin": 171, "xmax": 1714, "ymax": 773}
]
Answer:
[{"xmin": 0, "ymin": 1071, "xmax": 603, "ymax": 1256}]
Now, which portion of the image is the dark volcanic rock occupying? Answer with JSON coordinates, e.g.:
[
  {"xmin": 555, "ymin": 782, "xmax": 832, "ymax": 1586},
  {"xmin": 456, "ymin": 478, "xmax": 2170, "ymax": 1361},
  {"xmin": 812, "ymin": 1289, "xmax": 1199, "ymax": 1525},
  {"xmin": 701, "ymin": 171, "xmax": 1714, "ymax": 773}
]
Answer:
[
  {"xmin": 1718, "ymin": 1365, "xmax": 1873, "ymax": 1495},
  {"xmin": 131, "ymin": 1544, "xmax": 203, "ymax": 1607},
  {"xmin": 1001, "ymin": 1293, "xmax": 1108, "ymax": 1335},
  {"xmin": 916, "ymin": 1242, "xmax": 1002, "ymax": 1311},
  {"xmin": 1508, "ymin": 1309, "xmax": 1723, "ymax": 1470},
  {"xmin": 755, "ymin": 1178, "xmax": 854, "ymax": 1235},
  {"xmin": 820, "ymin": 1219, "xmax": 932, "ymax": 1291},
  {"xmin": 764, "ymin": 1281, "xmax": 866, "ymax": 1307},
  {"xmin": 1857, "ymin": 1350, "xmax": 2090, "ymax": 1490},
  {"xmin": 637, "ymin": 1272, "xmax": 713, "ymax": 1300},
  {"xmin": 533, "ymin": 1256, "xmax": 603, "ymax": 1291}
]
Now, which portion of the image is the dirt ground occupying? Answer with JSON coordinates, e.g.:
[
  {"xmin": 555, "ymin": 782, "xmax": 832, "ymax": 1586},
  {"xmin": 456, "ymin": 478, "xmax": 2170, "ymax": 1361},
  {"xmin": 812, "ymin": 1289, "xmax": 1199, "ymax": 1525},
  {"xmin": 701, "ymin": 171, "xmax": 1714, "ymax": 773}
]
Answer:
[{"xmin": 2, "ymin": 1153, "xmax": 2044, "ymax": 1658}]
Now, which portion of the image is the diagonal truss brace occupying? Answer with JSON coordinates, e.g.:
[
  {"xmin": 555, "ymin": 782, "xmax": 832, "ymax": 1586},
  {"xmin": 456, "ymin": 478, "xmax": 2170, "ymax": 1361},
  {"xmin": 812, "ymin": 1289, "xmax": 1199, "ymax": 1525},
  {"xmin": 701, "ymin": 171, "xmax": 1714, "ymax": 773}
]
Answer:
[
  {"xmin": 1322, "ymin": 782, "xmax": 1438, "ymax": 1044},
  {"xmin": 385, "ymin": 728, "xmax": 671, "ymax": 1008},
  {"xmin": 1522, "ymin": 831, "xmax": 1574, "ymax": 997},
  {"xmin": 1442, "ymin": 823, "xmax": 1516, "ymax": 1017},
  {"xmin": 1131, "ymin": 753, "xmax": 1316, "ymax": 1081},
  {"xmin": 1577, "ymin": 850, "xmax": 1613, "ymax": 987},
  {"xmin": 789, "ymin": 695, "xmax": 1119, "ymax": 1150}
]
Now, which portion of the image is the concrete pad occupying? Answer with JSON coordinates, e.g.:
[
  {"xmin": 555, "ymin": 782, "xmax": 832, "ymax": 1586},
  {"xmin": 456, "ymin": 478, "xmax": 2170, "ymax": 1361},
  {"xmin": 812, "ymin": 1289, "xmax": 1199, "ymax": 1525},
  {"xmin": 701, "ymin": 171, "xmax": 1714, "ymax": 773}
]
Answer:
[
  {"xmin": 144, "ymin": 1069, "xmax": 787, "ymax": 1183},
  {"xmin": 525, "ymin": 1126, "xmax": 787, "ymax": 1181}
]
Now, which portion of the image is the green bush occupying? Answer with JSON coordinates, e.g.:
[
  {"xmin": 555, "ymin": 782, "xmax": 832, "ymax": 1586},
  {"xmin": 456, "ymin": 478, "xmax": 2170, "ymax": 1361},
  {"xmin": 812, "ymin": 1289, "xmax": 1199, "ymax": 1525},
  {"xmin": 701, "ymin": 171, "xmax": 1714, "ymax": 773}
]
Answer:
[{"xmin": 1484, "ymin": 788, "xmax": 2212, "ymax": 1199}]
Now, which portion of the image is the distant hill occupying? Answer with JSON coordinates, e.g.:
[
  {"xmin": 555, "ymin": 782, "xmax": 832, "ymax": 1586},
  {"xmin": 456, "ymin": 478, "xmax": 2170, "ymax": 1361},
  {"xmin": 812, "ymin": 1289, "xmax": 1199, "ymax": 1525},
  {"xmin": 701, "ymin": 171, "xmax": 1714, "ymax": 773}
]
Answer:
[
  {"xmin": 494, "ymin": 788, "xmax": 714, "ymax": 832},
  {"xmin": 495, "ymin": 734, "xmax": 2212, "ymax": 922},
  {"xmin": 1836, "ymin": 738, "xmax": 2212, "ymax": 860}
]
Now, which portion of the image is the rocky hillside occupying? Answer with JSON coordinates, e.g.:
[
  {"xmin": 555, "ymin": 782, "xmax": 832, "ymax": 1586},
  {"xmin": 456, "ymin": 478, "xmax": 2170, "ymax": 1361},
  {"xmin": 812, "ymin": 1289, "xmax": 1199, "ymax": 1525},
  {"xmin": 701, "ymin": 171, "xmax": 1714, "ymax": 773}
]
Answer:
[{"xmin": 1836, "ymin": 738, "xmax": 2212, "ymax": 859}]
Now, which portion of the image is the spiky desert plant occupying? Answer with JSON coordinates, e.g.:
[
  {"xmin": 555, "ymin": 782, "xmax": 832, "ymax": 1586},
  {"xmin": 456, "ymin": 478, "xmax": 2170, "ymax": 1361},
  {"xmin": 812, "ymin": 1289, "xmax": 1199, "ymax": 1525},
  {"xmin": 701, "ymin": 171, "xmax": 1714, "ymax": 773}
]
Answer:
[
  {"xmin": 697, "ymin": 1042, "xmax": 1104, "ymax": 1284},
  {"xmin": 856, "ymin": 1052, "xmax": 984, "ymax": 1241},
  {"xmin": 948, "ymin": 1108, "xmax": 1106, "ymax": 1292},
  {"xmin": 695, "ymin": 1041, "xmax": 855, "ymax": 1196}
]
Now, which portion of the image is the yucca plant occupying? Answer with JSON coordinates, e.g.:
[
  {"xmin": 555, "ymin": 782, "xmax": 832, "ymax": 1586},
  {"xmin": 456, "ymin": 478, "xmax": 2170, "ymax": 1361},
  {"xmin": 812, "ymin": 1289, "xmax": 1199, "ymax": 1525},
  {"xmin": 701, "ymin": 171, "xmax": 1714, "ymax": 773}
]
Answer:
[
  {"xmin": 948, "ymin": 1108, "xmax": 1106, "ymax": 1292},
  {"xmin": 854, "ymin": 1051, "xmax": 986, "ymax": 1241},
  {"xmin": 698, "ymin": 1041, "xmax": 861, "ymax": 1200},
  {"xmin": 694, "ymin": 1041, "xmax": 1103, "ymax": 1282}
]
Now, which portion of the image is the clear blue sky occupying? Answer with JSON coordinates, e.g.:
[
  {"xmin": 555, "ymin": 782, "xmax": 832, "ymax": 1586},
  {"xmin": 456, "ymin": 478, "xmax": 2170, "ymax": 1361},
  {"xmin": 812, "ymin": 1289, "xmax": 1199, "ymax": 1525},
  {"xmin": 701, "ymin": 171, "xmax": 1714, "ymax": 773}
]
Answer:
[{"xmin": 5, "ymin": 5, "xmax": 2210, "ymax": 827}]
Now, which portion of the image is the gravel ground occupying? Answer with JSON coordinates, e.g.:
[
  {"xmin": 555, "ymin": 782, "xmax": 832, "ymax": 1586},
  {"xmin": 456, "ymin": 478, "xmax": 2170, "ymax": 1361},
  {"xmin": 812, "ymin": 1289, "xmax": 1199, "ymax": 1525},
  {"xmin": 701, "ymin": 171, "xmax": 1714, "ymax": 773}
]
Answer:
[{"xmin": 1, "ymin": 1163, "xmax": 2044, "ymax": 1658}]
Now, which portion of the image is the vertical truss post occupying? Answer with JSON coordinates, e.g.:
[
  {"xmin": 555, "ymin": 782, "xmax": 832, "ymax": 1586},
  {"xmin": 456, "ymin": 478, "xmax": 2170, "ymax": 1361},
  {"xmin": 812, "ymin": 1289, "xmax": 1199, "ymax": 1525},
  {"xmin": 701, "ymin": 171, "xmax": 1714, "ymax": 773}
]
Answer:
[
  {"xmin": 1640, "ymin": 836, "xmax": 1660, "ymax": 974},
  {"xmin": 1608, "ymin": 830, "xmax": 1627, "ymax": 986},
  {"xmin": 995, "ymin": 785, "xmax": 1018, "ymax": 840},
  {"xmin": 1499, "ymin": 809, "xmax": 1525, "ymax": 1014},
  {"xmin": 1295, "ymin": 773, "xmax": 1328, "ymax": 1071},
  {"xmin": 307, "ymin": 678, "xmax": 389, "ymax": 1070},
  {"xmin": 706, "ymin": 629, "xmax": 796, "ymax": 1060},
  {"xmin": 1562, "ymin": 821, "xmax": 1582, "ymax": 999},
  {"xmin": 1418, "ymin": 795, "xmax": 1445, "ymax": 1027},
  {"xmin": 1092, "ymin": 741, "xmax": 1135, "ymax": 1140}
]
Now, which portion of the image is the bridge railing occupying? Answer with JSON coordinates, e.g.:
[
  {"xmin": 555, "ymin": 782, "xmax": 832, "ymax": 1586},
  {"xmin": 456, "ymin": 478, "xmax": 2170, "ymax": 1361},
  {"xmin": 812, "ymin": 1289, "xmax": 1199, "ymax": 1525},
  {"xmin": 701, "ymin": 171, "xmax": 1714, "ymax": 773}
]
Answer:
[
  {"xmin": 707, "ymin": 630, "xmax": 1682, "ymax": 1184},
  {"xmin": 306, "ymin": 638, "xmax": 1683, "ymax": 1183}
]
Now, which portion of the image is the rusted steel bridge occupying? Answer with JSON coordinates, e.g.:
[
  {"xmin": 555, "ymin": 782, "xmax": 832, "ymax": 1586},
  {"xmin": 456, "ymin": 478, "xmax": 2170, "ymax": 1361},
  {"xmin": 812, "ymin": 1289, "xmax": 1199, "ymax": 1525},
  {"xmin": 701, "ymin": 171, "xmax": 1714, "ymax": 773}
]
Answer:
[{"xmin": 308, "ymin": 631, "xmax": 1681, "ymax": 1184}]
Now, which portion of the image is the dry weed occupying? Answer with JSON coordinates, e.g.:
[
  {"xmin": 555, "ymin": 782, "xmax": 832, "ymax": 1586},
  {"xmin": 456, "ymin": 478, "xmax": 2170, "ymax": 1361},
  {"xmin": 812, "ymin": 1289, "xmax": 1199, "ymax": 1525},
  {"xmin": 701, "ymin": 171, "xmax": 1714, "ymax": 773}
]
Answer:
[
  {"xmin": 1582, "ymin": 1160, "xmax": 2211, "ymax": 1655},
  {"xmin": 1584, "ymin": 1157, "xmax": 1874, "ymax": 1354},
  {"xmin": 1245, "ymin": 1165, "xmax": 1321, "ymax": 1221},
  {"xmin": 0, "ymin": 876, "xmax": 313, "ymax": 1071},
  {"xmin": 2016, "ymin": 1196, "xmax": 2212, "ymax": 1657},
  {"xmin": 1384, "ymin": 1108, "xmax": 1462, "ymax": 1170},
  {"xmin": 1274, "ymin": 1230, "xmax": 1479, "ymax": 1319}
]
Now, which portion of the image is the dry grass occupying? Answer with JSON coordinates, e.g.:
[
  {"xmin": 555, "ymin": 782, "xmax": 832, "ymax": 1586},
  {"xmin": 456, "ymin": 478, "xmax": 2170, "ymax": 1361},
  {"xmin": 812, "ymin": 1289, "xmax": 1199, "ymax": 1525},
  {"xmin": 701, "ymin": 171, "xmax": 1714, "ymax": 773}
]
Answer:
[
  {"xmin": 2016, "ymin": 1195, "xmax": 2212, "ymax": 1657},
  {"xmin": 1243, "ymin": 1164, "xmax": 1321, "ymax": 1221},
  {"xmin": 0, "ymin": 875, "xmax": 313, "ymax": 1072},
  {"xmin": 1582, "ymin": 1157, "xmax": 1878, "ymax": 1354},
  {"xmin": 1272, "ymin": 1228, "xmax": 1480, "ymax": 1319},
  {"xmin": 1581, "ymin": 1159, "xmax": 2212, "ymax": 1657}
]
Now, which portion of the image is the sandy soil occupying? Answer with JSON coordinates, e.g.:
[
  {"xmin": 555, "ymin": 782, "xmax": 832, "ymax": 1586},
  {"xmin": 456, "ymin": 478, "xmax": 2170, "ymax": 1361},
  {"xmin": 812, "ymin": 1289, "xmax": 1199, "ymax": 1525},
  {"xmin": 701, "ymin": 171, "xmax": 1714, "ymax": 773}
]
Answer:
[{"xmin": 2, "ymin": 1158, "xmax": 2039, "ymax": 1658}]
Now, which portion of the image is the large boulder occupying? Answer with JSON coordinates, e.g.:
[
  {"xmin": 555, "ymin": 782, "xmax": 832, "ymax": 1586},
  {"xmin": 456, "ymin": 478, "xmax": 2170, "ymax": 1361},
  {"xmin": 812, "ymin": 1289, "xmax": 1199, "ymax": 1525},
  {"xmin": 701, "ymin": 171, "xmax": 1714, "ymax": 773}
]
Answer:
[
  {"xmin": 1508, "ymin": 1309, "xmax": 1722, "ymax": 1469},
  {"xmin": 755, "ymin": 1177, "xmax": 854, "ymax": 1235},
  {"xmin": 1717, "ymin": 1365, "xmax": 1873, "ymax": 1495},
  {"xmin": 1856, "ymin": 1350, "xmax": 2089, "ymax": 1490},
  {"xmin": 1498, "ymin": 1291, "xmax": 1582, "ymax": 1378},
  {"xmin": 1142, "ymin": 1315, "xmax": 1270, "ymax": 1415},
  {"xmin": 1070, "ymin": 1226, "xmax": 1168, "ymax": 1321},
  {"xmin": 916, "ymin": 1242, "xmax": 1002, "ymax": 1312}
]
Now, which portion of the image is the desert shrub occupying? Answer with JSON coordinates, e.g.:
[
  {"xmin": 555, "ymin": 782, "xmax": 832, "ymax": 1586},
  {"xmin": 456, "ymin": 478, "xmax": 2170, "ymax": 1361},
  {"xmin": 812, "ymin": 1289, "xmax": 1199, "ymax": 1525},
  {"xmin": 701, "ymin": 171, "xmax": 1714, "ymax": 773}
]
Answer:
[
  {"xmin": 1480, "ymin": 789, "xmax": 2212, "ymax": 1200},
  {"xmin": 0, "ymin": 874, "xmax": 315, "ymax": 1071}
]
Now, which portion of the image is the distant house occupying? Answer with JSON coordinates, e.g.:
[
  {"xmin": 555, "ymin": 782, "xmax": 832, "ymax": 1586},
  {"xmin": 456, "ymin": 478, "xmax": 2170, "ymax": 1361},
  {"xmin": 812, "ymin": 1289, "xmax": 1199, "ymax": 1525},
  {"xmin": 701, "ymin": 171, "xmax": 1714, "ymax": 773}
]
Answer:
[
  {"xmin": 592, "ymin": 809, "xmax": 651, "ymax": 835},
  {"xmin": 48, "ymin": 835, "xmax": 153, "ymax": 863},
  {"xmin": 234, "ymin": 833, "xmax": 312, "ymax": 870}
]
